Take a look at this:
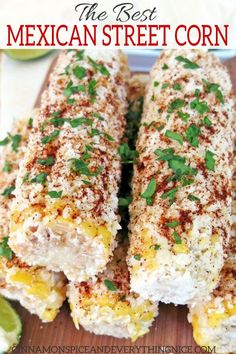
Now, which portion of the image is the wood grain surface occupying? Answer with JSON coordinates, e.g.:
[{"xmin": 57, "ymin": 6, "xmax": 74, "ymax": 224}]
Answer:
[{"xmin": 9, "ymin": 54, "xmax": 236, "ymax": 353}]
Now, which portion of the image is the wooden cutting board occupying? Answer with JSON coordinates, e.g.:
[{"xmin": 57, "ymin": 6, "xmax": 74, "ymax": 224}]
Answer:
[{"xmin": 10, "ymin": 55, "xmax": 236, "ymax": 352}]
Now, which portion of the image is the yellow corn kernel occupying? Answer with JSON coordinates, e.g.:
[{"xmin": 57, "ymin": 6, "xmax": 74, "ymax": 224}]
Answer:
[
  {"xmin": 191, "ymin": 314, "xmax": 205, "ymax": 345},
  {"xmin": 140, "ymin": 311, "xmax": 154, "ymax": 322},
  {"xmin": 173, "ymin": 244, "xmax": 188, "ymax": 254},
  {"xmin": 211, "ymin": 234, "xmax": 220, "ymax": 244},
  {"xmin": 80, "ymin": 221, "xmax": 97, "ymax": 237},
  {"xmin": 27, "ymin": 281, "xmax": 51, "ymax": 299},
  {"xmin": 98, "ymin": 226, "xmax": 112, "ymax": 248},
  {"xmin": 114, "ymin": 302, "xmax": 132, "ymax": 316},
  {"xmin": 207, "ymin": 312, "xmax": 227, "ymax": 327},
  {"xmin": 10, "ymin": 271, "xmax": 33, "ymax": 285},
  {"xmin": 41, "ymin": 308, "xmax": 58, "ymax": 322}
]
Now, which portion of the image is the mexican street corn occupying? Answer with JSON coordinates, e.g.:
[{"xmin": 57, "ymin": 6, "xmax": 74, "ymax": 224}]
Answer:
[
  {"xmin": 68, "ymin": 241, "xmax": 158, "ymax": 341},
  {"xmin": 0, "ymin": 114, "xmax": 66, "ymax": 322},
  {"xmin": 9, "ymin": 49, "xmax": 129, "ymax": 282},
  {"xmin": 128, "ymin": 49, "xmax": 235, "ymax": 304},
  {"xmin": 188, "ymin": 164, "xmax": 236, "ymax": 353}
]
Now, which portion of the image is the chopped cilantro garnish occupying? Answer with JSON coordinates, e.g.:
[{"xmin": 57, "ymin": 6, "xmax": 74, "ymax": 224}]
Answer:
[
  {"xmin": 104, "ymin": 279, "xmax": 117, "ymax": 291},
  {"xmin": 63, "ymin": 80, "xmax": 86, "ymax": 97},
  {"xmin": 88, "ymin": 57, "xmax": 110, "ymax": 77},
  {"xmin": 76, "ymin": 50, "xmax": 85, "ymax": 61},
  {"xmin": 69, "ymin": 158, "xmax": 103, "ymax": 177},
  {"xmin": 175, "ymin": 56, "xmax": 200, "ymax": 69},
  {"xmin": 166, "ymin": 220, "xmax": 180, "ymax": 228},
  {"xmin": 134, "ymin": 254, "xmax": 141, "ymax": 261},
  {"xmin": 154, "ymin": 148, "xmax": 175, "ymax": 161},
  {"xmin": 154, "ymin": 81, "xmax": 159, "ymax": 87},
  {"xmin": 162, "ymin": 64, "xmax": 168, "ymax": 70},
  {"xmin": 177, "ymin": 111, "xmax": 190, "ymax": 122},
  {"xmin": 1, "ymin": 185, "xmax": 15, "ymax": 197},
  {"xmin": 141, "ymin": 178, "xmax": 157, "ymax": 206},
  {"xmin": 31, "ymin": 173, "xmax": 48, "ymax": 185},
  {"xmin": 3, "ymin": 161, "xmax": 11, "ymax": 173},
  {"xmin": 118, "ymin": 143, "xmax": 138, "ymax": 164},
  {"xmin": 161, "ymin": 187, "xmax": 178, "ymax": 205},
  {"xmin": 182, "ymin": 178, "xmax": 194, "ymax": 186},
  {"xmin": 154, "ymin": 244, "xmax": 161, "ymax": 250},
  {"xmin": 50, "ymin": 117, "xmax": 69, "ymax": 127},
  {"xmin": 190, "ymin": 98, "xmax": 209, "ymax": 115},
  {"xmin": 92, "ymin": 113, "xmax": 105, "ymax": 121},
  {"xmin": 118, "ymin": 196, "xmax": 132, "ymax": 207},
  {"xmin": 168, "ymin": 99, "xmax": 185, "ymax": 113},
  {"xmin": 205, "ymin": 150, "xmax": 215, "ymax": 171},
  {"xmin": 186, "ymin": 124, "xmax": 201, "ymax": 147},
  {"xmin": 48, "ymin": 190, "xmax": 62, "ymax": 198},
  {"xmin": 67, "ymin": 98, "xmax": 75, "ymax": 105},
  {"xmin": 0, "ymin": 237, "xmax": 13, "ymax": 260},
  {"xmin": 88, "ymin": 79, "xmax": 97, "ymax": 102},
  {"xmin": 73, "ymin": 66, "xmax": 86, "ymax": 80},
  {"xmin": 0, "ymin": 137, "xmax": 10, "ymax": 146},
  {"xmin": 201, "ymin": 116, "xmax": 212, "ymax": 127},
  {"xmin": 162, "ymin": 83, "xmax": 169, "ymax": 89},
  {"xmin": 202, "ymin": 79, "xmax": 224, "ymax": 104},
  {"xmin": 173, "ymin": 83, "xmax": 182, "ymax": 90},
  {"xmin": 165, "ymin": 130, "xmax": 183, "ymax": 145},
  {"xmin": 37, "ymin": 156, "xmax": 55, "ymax": 166},
  {"xmin": 42, "ymin": 130, "xmax": 60, "ymax": 145},
  {"xmin": 70, "ymin": 117, "xmax": 93, "ymax": 128},
  {"xmin": 22, "ymin": 173, "xmax": 30, "ymax": 184},
  {"xmin": 172, "ymin": 230, "xmax": 182, "ymax": 244},
  {"xmin": 188, "ymin": 194, "xmax": 200, "ymax": 202},
  {"xmin": 27, "ymin": 117, "xmax": 33, "ymax": 128},
  {"xmin": 9, "ymin": 134, "xmax": 21, "ymax": 152}
]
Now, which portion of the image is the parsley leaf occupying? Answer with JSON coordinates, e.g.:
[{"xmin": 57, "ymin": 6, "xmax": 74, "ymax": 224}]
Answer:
[
  {"xmin": 69, "ymin": 117, "xmax": 93, "ymax": 128},
  {"xmin": 27, "ymin": 117, "xmax": 33, "ymax": 128},
  {"xmin": 168, "ymin": 99, "xmax": 185, "ymax": 113},
  {"xmin": 37, "ymin": 156, "xmax": 55, "ymax": 166},
  {"xmin": 177, "ymin": 111, "xmax": 190, "ymax": 122},
  {"xmin": 88, "ymin": 79, "xmax": 97, "ymax": 102},
  {"xmin": 190, "ymin": 98, "xmax": 210, "ymax": 115},
  {"xmin": 31, "ymin": 173, "xmax": 48, "ymax": 185},
  {"xmin": 50, "ymin": 117, "xmax": 69, "ymax": 127},
  {"xmin": 0, "ymin": 137, "xmax": 10, "ymax": 146},
  {"xmin": 173, "ymin": 83, "xmax": 182, "ymax": 90},
  {"xmin": 0, "ymin": 237, "xmax": 13, "ymax": 260},
  {"xmin": 175, "ymin": 56, "xmax": 200, "ymax": 69},
  {"xmin": 202, "ymin": 79, "xmax": 224, "ymax": 104},
  {"xmin": 134, "ymin": 254, "xmax": 141, "ymax": 261},
  {"xmin": 205, "ymin": 150, "xmax": 215, "ymax": 171},
  {"xmin": 42, "ymin": 130, "xmax": 60, "ymax": 145},
  {"xmin": 48, "ymin": 190, "xmax": 62, "ymax": 198},
  {"xmin": 104, "ymin": 279, "xmax": 117, "ymax": 291},
  {"xmin": 186, "ymin": 124, "xmax": 201, "ymax": 147},
  {"xmin": 166, "ymin": 220, "xmax": 180, "ymax": 228},
  {"xmin": 165, "ymin": 130, "xmax": 183, "ymax": 145},
  {"xmin": 88, "ymin": 57, "xmax": 110, "ymax": 77},
  {"xmin": 141, "ymin": 178, "xmax": 157, "ymax": 206},
  {"xmin": 9, "ymin": 134, "xmax": 22, "ymax": 152},
  {"xmin": 162, "ymin": 64, "xmax": 168, "ymax": 70},
  {"xmin": 69, "ymin": 158, "xmax": 103, "ymax": 177},
  {"xmin": 1, "ymin": 185, "xmax": 15, "ymax": 197},
  {"xmin": 76, "ymin": 50, "xmax": 85, "ymax": 61},
  {"xmin": 73, "ymin": 66, "xmax": 86, "ymax": 80},
  {"xmin": 161, "ymin": 187, "xmax": 178, "ymax": 205},
  {"xmin": 201, "ymin": 116, "xmax": 212, "ymax": 127},
  {"xmin": 172, "ymin": 230, "xmax": 182, "ymax": 244},
  {"xmin": 188, "ymin": 194, "xmax": 200, "ymax": 202},
  {"xmin": 3, "ymin": 161, "xmax": 11, "ymax": 173},
  {"xmin": 118, "ymin": 143, "xmax": 139, "ymax": 164}
]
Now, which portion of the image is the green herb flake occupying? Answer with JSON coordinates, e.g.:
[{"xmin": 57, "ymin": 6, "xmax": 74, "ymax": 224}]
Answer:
[
  {"xmin": 70, "ymin": 117, "xmax": 93, "ymax": 128},
  {"xmin": 162, "ymin": 64, "xmax": 169, "ymax": 70},
  {"xmin": 172, "ymin": 230, "xmax": 182, "ymax": 244},
  {"xmin": 162, "ymin": 83, "xmax": 169, "ymax": 89},
  {"xmin": 82, "ymin": 180, "xmax": 91, "ymax": 185},
  {"xmin": 88, "ymin": 57, "xmax": 110, "ymax": 77},
  {"xmin": 154, "ymin": 148, "xmax": 175, "ymax": 161},
  {"xmin": 188, "ymin": 194, "xmax": 200, "ymax": 202},
  {"xmin": 67, "ymin": 98, "xmax": 75, "ymax": 105},
  {"xmin": 168, "ymin": 99, "xmax": 185, "ymax": 113},
  {"xmin": 73, "ymin": 66, "xmax": 86, "ymax": 80},
  {"xmin": 161, "ymin": 187, "xmax": 178, "ymax": 205},
  {"xmin": 205, "ymin": 150, "xmax": 215, "ymax": 171},
  {"xmin": 31, "ymin": 173, "xmax": 48, "ymax": 185},
  {"xmin": 175, "ymin": 56, "xmax": 200, "ymax": 69},
  {"xmin": 37, "ymin": 156, "xmax": 55, "ymax": 166},
  {"xmin": 202, "ymin": 79, "xmax": 224, "ymax": 104},
  {"xmin": 104, "ymin": 279, "xmax": 117, "ymax": 291},
  {"xmin": 10, "ymin": 134, "xmax": 22, "ymax": 152},
  {"xmin": 134, "ymin": 254, "xmax": 141, "ymax": 261},
  {"xmin": 50, "ymin": 117, "xmax": 69, "ymax": 127},
  {"xmin": 42, "ymin": 130, "xmax": 60, "ymax": 145},
  {"xmin": 3, "ymin": 161, "xmax": 11, "ymax": 173},
  {"xmin": 0, "ymin": 237, "xmax": 13, "ymax": 260},
  {"xmin": 118, "ymin": 196, "xmax": 132, "ymax": 207},
  {"xmin": 154, "ymin": 81, "xmax": 159, "ymax": 87},
  {"xmin": 48, "ymin": 190, "xmax": 62, "ymax": 199},
  {"xmin": 201, "ymin": 116, "xmax": 212, "ymax": 127},
  {"xmin": 27, "ymin": 117, "xmax": 33, "ymax": 128},
  {"xmin": 173, "ymin": 83, "xmax": 182, "ymax": 91},
  {"xmin": 190, "ymin": 98, "xmax": 210, "ymax": 115},
  {"xmin": 166, "ymin": 220, "xmax": 180, "ymax": 228},
  {"xmin": 154, "ymin": 244, "xmax": 161, "ymax": 250},
  {"xmin": 186, "ymin": 124, "xmax": 201, "ymax": 147},
  {"xmin": 22, "ymin": 173, "xmax": 30, "ymax": 184},
  {"xmin": 1, "ymin": 185, "xmax": 15, "ymax": 197},
  {"xmin": 76, "ymin": 50, "xmax": 85, "ymax": 61},
  {"xmin": 0, "ymin": 137, "xmax": 10, "ymax": 146},
  {"xmin": 177, "ymin": 111, "xmax": 190, "ymax": 122},
  {"xmin": 141, "ymin": 178, "xmax": 157, "ymax": 206},
  {"xmin": 92, "ymin": 113, "xmax": 105, "ymax": 121},
  {"xmin": 69, "ymin": 158, "xmax": 103, "ymax": 177},
  {"xmin": 88, "ymin": 79, "xmax": 97, "ymax": 102},
  {"xmin": 165, "ymin": 130, "xmax": 183, "ymax": 145},
  {"xmin": 118, "ymin": 143, "xmax": 138, "ymax": 164}
]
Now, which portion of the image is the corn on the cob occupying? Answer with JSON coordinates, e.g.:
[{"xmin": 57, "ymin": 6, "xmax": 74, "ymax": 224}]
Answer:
[
  {"xmin": 127, "ymin": 49, "xmax": 235, "ymax": 304},
  {"xmin": 0, "ymin": 114, "xmax": 67, "ymax": 322},
  {"xmin": 68, "ymin": 241, "xmax": 158, "ymax": 341},
  {"xmin": 188, "ymin": 164, "xmax": 236, "ymax": 353},
  {"xmin": 9, "ymin": 50, "xmax": 129, "ymax": 282},
  {"xmin": 68, "ymin": 75, "xmax": 158, "ymax": 341}
]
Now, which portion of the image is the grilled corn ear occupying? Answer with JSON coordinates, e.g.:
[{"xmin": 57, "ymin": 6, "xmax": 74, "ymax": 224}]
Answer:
[
  {"xmin": 0, "ymin": 114, "xmax": 66, "ymax": 322},
  {"xmin": 9, "ymin": 50, "xmax": 129, "ymax": 282},
  {"xmin": 128, "ymin": 49, "xmax": 235, "ymax": 304}
]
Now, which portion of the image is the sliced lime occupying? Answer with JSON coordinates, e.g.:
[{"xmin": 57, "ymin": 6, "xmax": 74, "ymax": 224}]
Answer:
[
  {"xmin": 0, "ymin": 296, "xmax": 22, "ymax": 353},
  {"xmin": 4, "ymin": 49, "xmax": 52, "ymax": 61}
]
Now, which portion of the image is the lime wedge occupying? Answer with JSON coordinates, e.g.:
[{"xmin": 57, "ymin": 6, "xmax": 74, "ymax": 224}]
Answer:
[
  {"xmin": 4, "ymin": 49, "xmax": 52, "ymax": 61},
  {"xmin": 0, "ymin": 296, "xmax": 22, "ymax": 353}
]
